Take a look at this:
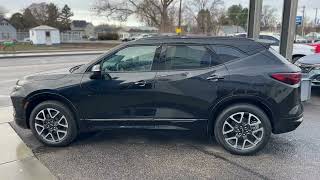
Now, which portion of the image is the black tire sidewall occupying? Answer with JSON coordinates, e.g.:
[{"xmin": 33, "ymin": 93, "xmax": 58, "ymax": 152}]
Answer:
[
  {"xmin": 214, "ymin": 104, "xmax": 271, "ymax": 155},
  {"xmin": 29, "ymin": 101, "xmax": 78, "ymax": 147}
]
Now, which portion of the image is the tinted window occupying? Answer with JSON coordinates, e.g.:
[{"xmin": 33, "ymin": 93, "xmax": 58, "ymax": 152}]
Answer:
[
  {"xmin": 101, "ymin": 46, "xmax": 158, "ymax": 72},
  {"xmin": 210, "ymin": 45, "xmax": 246, "ymax": 62},
  {"xmin": 259, "ymin": 35, "xmax": 280, "ymax": 46},
  {"xmin": 160, "ymin": 45, "xmax": 212, "ymax": 70}
]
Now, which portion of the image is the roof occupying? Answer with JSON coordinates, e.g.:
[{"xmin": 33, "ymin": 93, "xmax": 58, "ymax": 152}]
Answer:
[
  {"xmin": 31, "ymin": 25, "xmax": 58, "ymax": 31},
  {"xmin": 130, "ymin": 36, "xmax": 267, "ymax": 55}
]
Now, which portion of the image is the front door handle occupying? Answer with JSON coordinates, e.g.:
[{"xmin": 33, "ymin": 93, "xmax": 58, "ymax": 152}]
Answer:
[
  {"xmin": 206, "ymin": 75, "xmax": 224, "ymax": 81},
  {"xmin": 134, "ymin": 80, "xmax": 147, "ymax": 87}
]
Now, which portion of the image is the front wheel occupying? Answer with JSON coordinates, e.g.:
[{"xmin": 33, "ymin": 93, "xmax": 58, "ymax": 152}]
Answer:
[
  {"xmin": 29, "ymin": 101, "xmax": 78, "ymax": 146},
  {"xmin": 214, "ymin": 104, "xmax": 271, "ymax": 155}
]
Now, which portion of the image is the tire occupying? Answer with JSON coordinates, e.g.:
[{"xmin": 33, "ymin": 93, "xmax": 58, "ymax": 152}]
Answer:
[
  {"xmin": 214, "ymin": 104, "xmax": 271, "ymax": 155},
  {"xmin": 29, "ymin": 101, "xmax": 78, "ymax": 146}
]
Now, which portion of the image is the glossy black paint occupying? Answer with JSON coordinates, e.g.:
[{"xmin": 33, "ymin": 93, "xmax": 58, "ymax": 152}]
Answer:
[{"xmin": 10, "ymin": 36, "xmax": 303, "ymax": 135}]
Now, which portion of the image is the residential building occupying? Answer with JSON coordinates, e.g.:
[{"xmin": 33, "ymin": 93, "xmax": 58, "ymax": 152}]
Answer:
[
  {"xmin": 70, "ymin": 20, "xmax": 95, "ymax": 37},
  {"xmin": 0, "ymin": 18, "xmax": 17, "ymax": 41}
]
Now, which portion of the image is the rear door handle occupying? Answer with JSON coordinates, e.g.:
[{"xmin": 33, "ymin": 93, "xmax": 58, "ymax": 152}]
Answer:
[
  {"xmin": 134, "ymin": 80, "xmax": 147, "ymax": 87},
  {"xmin": 206, "ymin": 75, "xmax": 224, "ymax": 81}
]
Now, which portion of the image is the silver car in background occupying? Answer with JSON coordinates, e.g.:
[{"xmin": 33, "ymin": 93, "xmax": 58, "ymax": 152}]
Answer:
[{"xmin": 295, "ymin": 54, "xmax": 320, "ymax": 87}]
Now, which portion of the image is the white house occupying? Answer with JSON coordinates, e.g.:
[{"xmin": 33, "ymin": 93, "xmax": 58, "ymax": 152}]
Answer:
[{"xmin": 30, "ymin": 25, "xmax": 60, "ymax": 45}]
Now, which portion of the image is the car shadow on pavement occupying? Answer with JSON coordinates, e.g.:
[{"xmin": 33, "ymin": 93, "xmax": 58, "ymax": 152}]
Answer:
[{"xmin": 10, "ymin": 120, "xmax": 296, "ymax": 158}]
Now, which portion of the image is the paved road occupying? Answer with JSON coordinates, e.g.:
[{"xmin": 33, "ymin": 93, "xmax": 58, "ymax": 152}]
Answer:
[{"xmin": 0, "ymin": 55, "xmax": 99, "ymax": 107}]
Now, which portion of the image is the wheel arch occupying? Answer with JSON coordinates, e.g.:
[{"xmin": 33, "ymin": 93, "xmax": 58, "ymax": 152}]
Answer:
[
  {"xmin": 208, "ymin": 95, "xmax": 275, "ymax": 135},
  {"xmin": 25, "ymin": 92, "xmax": 80, "ymax": 129}
]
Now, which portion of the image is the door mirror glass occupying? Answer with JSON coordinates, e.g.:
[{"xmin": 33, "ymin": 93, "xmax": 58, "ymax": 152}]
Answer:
[{"xmin": 91, "ymin": 64, "xmax": 101, "ymax": 72}]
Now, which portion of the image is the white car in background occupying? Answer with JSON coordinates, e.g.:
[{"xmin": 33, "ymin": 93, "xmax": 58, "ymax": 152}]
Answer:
[
  {"xmin": 295, "ymin": 54, "xmax": 320, "ymax": 87},
  {"xmin": 234, "ymin": 33, "xmax": 316, "ymax": 62}
]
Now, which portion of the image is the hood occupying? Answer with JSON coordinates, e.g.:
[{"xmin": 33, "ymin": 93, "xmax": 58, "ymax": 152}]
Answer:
[
  {"xmin": 297, "ymin": 54, "xmax": 320, "ymax": 65},
  {"xmin": 24, "ymin": 68, "xmax": 70, "ymax": 81}
]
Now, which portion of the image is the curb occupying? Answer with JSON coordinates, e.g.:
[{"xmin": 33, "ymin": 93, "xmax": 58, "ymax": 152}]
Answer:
[{"xmin": 0, "ymin": 51, "xmax": 105, "ymax": 59}]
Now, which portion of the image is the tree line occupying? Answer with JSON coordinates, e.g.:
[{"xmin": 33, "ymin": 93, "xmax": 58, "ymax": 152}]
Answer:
[
  {"xmin": 8, "ymin": 3, "xmax": 74, "ymax": 32},
  {"xmin": 93, "ymin": 0, "xmax": 278, "ymax": 34}
]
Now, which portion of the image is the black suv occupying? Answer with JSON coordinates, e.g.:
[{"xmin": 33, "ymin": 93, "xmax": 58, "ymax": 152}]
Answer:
[{"xmin": 11, "ymin": 36, "xmax": 303, "ymax": 155}]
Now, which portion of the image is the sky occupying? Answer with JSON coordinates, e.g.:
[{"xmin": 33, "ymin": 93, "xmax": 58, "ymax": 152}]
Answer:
[{"xmin": 0, "ymin": 0, "xmax": 319, "ymax": 26}]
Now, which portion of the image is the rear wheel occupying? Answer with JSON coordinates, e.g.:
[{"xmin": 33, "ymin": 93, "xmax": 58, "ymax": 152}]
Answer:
[
  {"xmin": 29, "ymin": 101, "xmax": 78, "ymax": 146},
  {"xmin": 214, "ymin": 104, "xmax": 271, "ymax": 155}
]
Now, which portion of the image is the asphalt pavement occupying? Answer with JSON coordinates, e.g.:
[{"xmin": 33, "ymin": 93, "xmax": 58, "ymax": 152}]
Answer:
[{"xmin": 1, "ymin": 55, "xmax": 320, "ymax": 179}]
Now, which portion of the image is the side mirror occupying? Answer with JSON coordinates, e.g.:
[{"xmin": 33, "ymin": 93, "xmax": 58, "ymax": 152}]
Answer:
[{"xmin": 90, "ymin": 64, "xmax": 102, "ymax": 79}]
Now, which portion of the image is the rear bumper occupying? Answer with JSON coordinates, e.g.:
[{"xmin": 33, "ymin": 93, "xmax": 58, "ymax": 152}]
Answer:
[{"xmin": 272, "ymin": 113, "xmax": 303, "ymax": 134}]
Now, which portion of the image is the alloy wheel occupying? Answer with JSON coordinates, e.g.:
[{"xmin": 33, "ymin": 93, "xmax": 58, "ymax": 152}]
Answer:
[
  {"xmin": 34, "ymin": 108, "xmax": 69, "ymax": 143},
  {"xmin": 222, "ymin": 112, "xmax": 264, "ymax": 150}
]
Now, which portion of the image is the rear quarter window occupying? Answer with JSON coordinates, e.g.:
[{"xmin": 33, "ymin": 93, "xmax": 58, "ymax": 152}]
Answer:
[{"xmin": 210, "ymin": 45, "xmax": 247, "ymax": 63}]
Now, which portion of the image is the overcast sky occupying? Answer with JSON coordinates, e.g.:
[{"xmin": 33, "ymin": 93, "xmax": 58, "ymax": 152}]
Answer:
[{"xmin": 1, "ymin": 0, "xmax": 319, "ymax": 26}]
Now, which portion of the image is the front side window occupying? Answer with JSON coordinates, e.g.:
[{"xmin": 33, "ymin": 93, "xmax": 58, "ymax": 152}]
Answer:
[
  {"xmin": 102, "ymin": 46, "xmax": 158, "ymax": 72},
  {"xmin": 159, "ymin": 45, "xmax": 212, "ymax": 70}
]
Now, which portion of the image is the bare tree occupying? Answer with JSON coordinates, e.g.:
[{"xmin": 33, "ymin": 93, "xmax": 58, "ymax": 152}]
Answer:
[
  {"xmin": 27, "ymin": 3, "xmax": 49, "ymax": 24},
  {"xmin": 93, "ymin": 0, "xmax": 175, "ymax": 32},
  {"xmin": 185, "ymin": 0, "xmax": 224, "ymax": 34},
  {"xmin": 261, "ymin": 5, "xmax": 277, "ymax": 29}
]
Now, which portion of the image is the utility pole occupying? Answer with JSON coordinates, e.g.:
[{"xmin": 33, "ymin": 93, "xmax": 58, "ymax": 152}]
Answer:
[
  {"xmin": 178, "ymin": 0, "xmax": 182, "ymax": 35},
  {"xmin": 315, "ymin": 8, "xmax": 318, "ymax": 26},
  {"xmin": 301, "ymin": 5, "xmax": 306, "ymax": 36}
]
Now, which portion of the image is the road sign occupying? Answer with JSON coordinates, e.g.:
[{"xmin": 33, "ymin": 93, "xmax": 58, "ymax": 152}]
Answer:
[
  {"xmin": 176, "ymin": 28, "xmax": 182, "ymax": 34},
  {"xmin": 296, "ymin": 16, "xmax": 303, "ymax": 25}
]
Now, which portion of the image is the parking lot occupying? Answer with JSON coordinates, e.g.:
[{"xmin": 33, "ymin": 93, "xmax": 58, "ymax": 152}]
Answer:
[{"xmin": 1, "ymin": 55, "xmax": 320, "ymax": 179}]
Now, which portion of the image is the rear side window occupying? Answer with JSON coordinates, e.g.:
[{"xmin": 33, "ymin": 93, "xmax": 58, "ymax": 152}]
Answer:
[
  {"xmin": 159, "ymin": 45, "xmax": 212, "ymax": 70},
  {"xmin": 210, "ymin": 45, "xmax": 247, "ymax": 63}
]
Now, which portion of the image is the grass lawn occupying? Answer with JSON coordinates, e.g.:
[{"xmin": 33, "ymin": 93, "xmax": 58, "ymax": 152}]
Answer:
[{"xmin": 0, "ymin": 42, "xmax": 120, "ymax": 53}]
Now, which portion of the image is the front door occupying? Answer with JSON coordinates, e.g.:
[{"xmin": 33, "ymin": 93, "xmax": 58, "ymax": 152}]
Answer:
[{"xmin": 80, "ymin": 45, "xmax": 161, "ymax": 124}]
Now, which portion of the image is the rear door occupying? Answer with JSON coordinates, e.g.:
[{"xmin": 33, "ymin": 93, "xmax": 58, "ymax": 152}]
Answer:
[{"xmin": 152, "ymin": 44, "xmax": 229, "ymax": 128}]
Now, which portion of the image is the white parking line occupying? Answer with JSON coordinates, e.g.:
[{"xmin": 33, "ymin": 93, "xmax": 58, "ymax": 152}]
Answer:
[{"xmin": 0, "ymin": 95, "xmax": 10, "ymax": 98}]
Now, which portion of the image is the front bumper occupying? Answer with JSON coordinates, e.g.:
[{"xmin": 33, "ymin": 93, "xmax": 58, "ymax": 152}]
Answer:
[{"xmin": 10, "ymin": 94, "xmax": 29, "ymax": 129}]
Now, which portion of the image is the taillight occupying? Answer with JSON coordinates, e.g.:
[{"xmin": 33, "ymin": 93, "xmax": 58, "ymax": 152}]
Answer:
[
  {"xmin": 271, "ymin": 73, "xmax": 301, "ymax": 85},
  {"xmin": 316, "ymin": 46, "xmax": 320, "ymax": 53}
]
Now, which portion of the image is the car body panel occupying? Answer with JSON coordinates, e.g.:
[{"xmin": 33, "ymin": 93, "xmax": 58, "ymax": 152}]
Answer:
[{"xmin": 10, "ymin": 36, "xmax": 303, "ymax": 135}]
